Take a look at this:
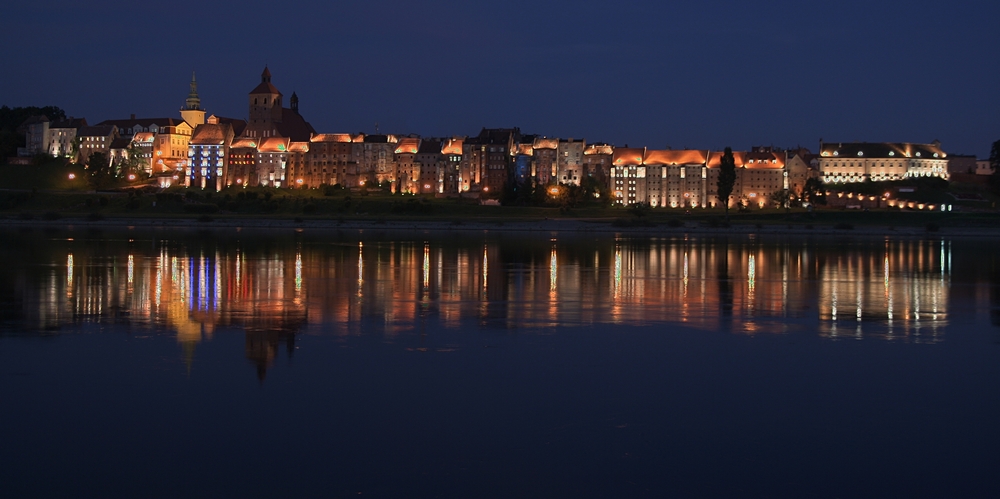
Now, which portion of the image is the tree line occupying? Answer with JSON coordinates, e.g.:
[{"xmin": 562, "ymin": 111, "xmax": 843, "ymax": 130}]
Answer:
[{"xmin": 0, "ymin": 106, "xmax": 67, "ymax": 162}]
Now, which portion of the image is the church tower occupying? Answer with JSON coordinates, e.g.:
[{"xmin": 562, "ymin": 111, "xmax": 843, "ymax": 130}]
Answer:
[
  {"xmin": 248, "ymin": 67, "xmax": 283, "ymax": 135},
  {"xmin": 180, "ymin": 71, "xmax": 206, "ymax": 127},
  {"xmin": 290, "ymin": 92, "xmax": 299, "ymax": 115}
]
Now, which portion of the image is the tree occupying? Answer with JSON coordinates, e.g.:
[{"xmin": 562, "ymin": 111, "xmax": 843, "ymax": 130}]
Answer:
[
  {"xmin": 0, "ymin": 105, "xmax": 67, "ymax": 161},
  {"xmin": 769, "ymin": 189, "xmax": 791, "ymax": 213},
  {"xmin": 802, "ymin": 178, "xmax": 826, "ymax": 205},
  {"xmin": 716, "ymin": 147, "xmax": 737, "ymax": 220},
  {"xmin": 87, "ymin": 152, "xmax": 119, "ymax": 190},
  {"xmin": 119, "ymin": 144, "xmax": 149, "ymax": 182}
]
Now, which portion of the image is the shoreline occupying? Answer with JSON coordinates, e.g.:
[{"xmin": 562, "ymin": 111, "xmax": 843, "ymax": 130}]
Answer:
[{"xmin": 3, "ymin": 215, "xmax": 1000, "ymax": 239}]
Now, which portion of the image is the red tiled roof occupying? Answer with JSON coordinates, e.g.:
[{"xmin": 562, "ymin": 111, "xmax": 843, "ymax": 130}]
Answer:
[
  {"xmin": 707, "ymin": 151, "xmax": 748, "ymax": 168},
  {"xmin": 258, "ymin": 137, "xmax": 291, "ymax": 153},
  {"xmin": 643, "ymin": 149, "xmax": 709, "ymax": 166},
  {"xmin": 311, "ymin": 133, "xmax": 354, "ymax": 143},
  {"xmin": 250, "ymin": 81, "xmax": 282, "ymax": 96},
  {"xmin": 441, "ymin": 137, "xmax": 464, "ymax": 155},
  {"xmin": 190, "ymin": 123, "xmax": 234, "ymax": 145},
  {"xmin": 395, "ymin": 137, "xmax": 420, "ymax": 154},
  {"xmin": 612, "ymin": 147, "xmax": 645, "ymax": 165},
  {"xmin": 584, "ymin": 144, "xmax": 613, "ymax": 156},
  {"xmin": 533, "ymin": 137, "xmax": 558, "ymax": 149}
]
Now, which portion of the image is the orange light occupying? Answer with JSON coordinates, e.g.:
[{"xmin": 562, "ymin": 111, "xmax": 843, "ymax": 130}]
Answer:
[
  {"xmin": 296, "ymin": 179, "xmax": 303, "ymax": 184},
  {"xmin": 548, "ymin": 187, "xmax": 560, "ymax": 196},
  {"xmin": 68, "ymin": 173, "xmax": 75, "ymax": 180},
  {"xmin": 128, "ymin": 174, "xmax": 136, "ymax": 180}
]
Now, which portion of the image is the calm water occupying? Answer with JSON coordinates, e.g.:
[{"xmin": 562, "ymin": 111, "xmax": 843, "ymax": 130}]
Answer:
[{"xmin": 2, "ymin": 227, "xmax": 999, "ymax": 498}]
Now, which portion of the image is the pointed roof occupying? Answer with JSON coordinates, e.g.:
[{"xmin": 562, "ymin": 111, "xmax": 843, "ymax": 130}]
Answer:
[
  {"xmin": 250, "ymin": 66, "xmax": 282, "ymax": 96},
  {"xmin": 186, "ymin": 71, "xmax": 201, "ymax": 110}
]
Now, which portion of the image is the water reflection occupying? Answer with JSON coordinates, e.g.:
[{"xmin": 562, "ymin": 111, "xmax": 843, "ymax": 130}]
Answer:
[{"xmin": 2, "ymin": 229, "xmax": 989, "ymax": 375}]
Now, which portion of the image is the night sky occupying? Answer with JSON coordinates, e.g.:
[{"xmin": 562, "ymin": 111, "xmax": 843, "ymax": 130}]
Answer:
[{"xmin": 2, "ymin": 0, "xmax": 998, "ymax": 156}]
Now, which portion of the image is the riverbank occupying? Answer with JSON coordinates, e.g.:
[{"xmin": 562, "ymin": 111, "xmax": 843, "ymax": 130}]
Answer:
[{"xmin": 3, "ymin": 214, "xmax": 1000, "ymax": 239}]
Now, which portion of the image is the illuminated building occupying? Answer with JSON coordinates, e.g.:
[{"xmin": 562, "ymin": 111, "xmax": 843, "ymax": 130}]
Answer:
[
  {"xmin": 582, "ymin": 143, "xmax": 613, "ymax": 184},
  {"xmin": 463, "ymin": 127, "xmax": 519, "ymax": 196},
  {"xmin": 228, "ymin": 137, "xmax": 259, "ymax": 187},
  {"xmin": 76, "ymin": 124, "xmax": 119, "ymax": 164},
  {"xmin": 708, "ymin": 146, "xmax": 787, "ymax": 209},
  {"xmin": 557, "ymin": 138, "xmax": 585, "ymax": 185},
  {"xmin": 818, "ymin": 141, "xmax": 949, "ymax": 183},
  {"xmin": 441, "ymin": 137, "xmax": 464, "ymax": 195},
  {"xmin": 256, "ymin": 137, "xmax": 291, "ymax": 187},
  {"xmin": 357, "ymin": 134, "xmax": 399, "ymax": 187},
  {"xmin": 394, "ymin": 136, "xmax": 421, "ymax": 193},
  {"xmin": 47, "ymin": 117, "xmax": 88, "ymax": 159},
  {"xmin": 513, "ymin": 138, "xmax": 534, "ymax": 187},
  {"xmin": 532, "ymin": 137, "xmax": 559, "ymax": 185},
  {"xmin": 610, "ymin": 147, "xmax": 786, "ymax": 208},
  {"xmin": 242, "ymin": 67, "xmax": 315, "ymax": 142},
  {"xmin": 306, "ymin": 133, "xmax": 358, "ymax": 187},
  {"xmin": 415, "ymin": 138, "xmax": 444, "ymax": 195},
  {"xmin": 785, "ymin": 148, "xmax": 819, "ymax": 198},
  {"xmin": 230, "ymin": 67, "xmax": 315, "ymax": 187},
  {"xmin": 610, "ymin": 147, "xmax": 648, "ymax": 205},
  {"xmin": 187, "ymin": 119, "xmax": 235, "ymax": 190},
  {"xmin": 15, "ymin": 115, "xmax": 86, "ymax": 159}
]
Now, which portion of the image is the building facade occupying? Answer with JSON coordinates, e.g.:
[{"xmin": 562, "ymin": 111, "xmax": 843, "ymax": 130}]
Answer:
[{"xmin": 818, "ymin": 141, "xmax": 949, "ymax": 183}]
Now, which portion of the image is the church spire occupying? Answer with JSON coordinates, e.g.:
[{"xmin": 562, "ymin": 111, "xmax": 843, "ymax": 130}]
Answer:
[
  {"xmin": 186, "ymin": 71, "xmax": 201, "ymax": 110},
  {"xmin": 181, "ymin": 71, "xmax": 206, "ymax": 127}
]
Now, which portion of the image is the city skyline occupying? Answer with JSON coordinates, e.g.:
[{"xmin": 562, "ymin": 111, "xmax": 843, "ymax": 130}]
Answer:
[{"xmin": 2, "ymin": 0, "xmax": 998, "ymax": 157}]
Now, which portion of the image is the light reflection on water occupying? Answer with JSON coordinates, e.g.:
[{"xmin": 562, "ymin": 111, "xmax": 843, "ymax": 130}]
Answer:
[
  {"xmin": 2, "ymin": 230, "xmax": 993, "ymax": 358},
  {"xmin": 0, "ymin": 232, "xmax": 968, "ymax": 341}
]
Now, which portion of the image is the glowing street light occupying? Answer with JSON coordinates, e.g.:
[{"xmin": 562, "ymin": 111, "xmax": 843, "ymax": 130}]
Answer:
[{"xmin": 67, "ymin": 173, "xmax": 76, "ymax": 180}]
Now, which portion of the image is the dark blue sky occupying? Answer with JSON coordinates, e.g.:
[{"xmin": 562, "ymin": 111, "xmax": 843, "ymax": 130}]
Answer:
[{"xmin": 2, "ymin": 0, "xmax": 998, "ymax": 156}]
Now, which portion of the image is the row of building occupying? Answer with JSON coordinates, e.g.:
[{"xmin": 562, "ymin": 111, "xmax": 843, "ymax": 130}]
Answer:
[{"xmin": 18, "ymin": 68, "xmax": 992, "ymax": 206}]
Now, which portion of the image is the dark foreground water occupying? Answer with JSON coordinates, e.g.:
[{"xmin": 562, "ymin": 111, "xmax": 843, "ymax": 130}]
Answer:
[{"xmin": 2, "ymin": 227, "xmax": 999, "ymax": 498}]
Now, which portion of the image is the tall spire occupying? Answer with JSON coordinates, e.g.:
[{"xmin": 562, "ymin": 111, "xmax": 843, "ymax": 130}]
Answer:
[
  {"xmin": 186, "ymin": 71, "xmax": 201, "ymax": 110},
  {"xmin": 262, "ymin": 66, "xmax": 271, "ymax": 83}
]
